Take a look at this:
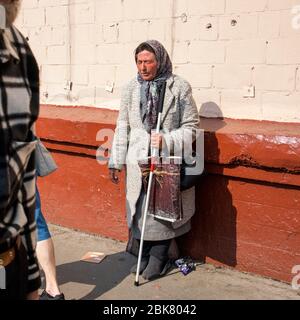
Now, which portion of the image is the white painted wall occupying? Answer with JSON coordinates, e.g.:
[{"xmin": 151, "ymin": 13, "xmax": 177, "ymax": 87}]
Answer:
[{"xmin": 15, "ymin": 0, "xmax": 300, "ymax": 122}]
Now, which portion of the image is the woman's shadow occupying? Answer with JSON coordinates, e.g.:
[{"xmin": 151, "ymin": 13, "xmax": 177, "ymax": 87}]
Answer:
[
  {"xmin": 178, "ymin": 101, "xmax": 237, "ymax": 268},
  {"xmin": 54, "ymin": 251, "xmax": 136, "ymax": 300}
]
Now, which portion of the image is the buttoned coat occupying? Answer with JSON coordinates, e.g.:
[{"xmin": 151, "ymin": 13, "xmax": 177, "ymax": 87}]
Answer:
[{"xmin": 109, "ymin": 74, "xmax": 199, "ymax": 229}]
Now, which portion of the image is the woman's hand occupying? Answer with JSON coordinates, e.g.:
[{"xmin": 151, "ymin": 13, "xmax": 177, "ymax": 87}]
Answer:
[
  {"xmin": 151, "ymin": 132, "xmax": 164, "ymax": 150},
  {"xmin": 109, "ymin": 168, "xmax": 120, "ymax": 184}
]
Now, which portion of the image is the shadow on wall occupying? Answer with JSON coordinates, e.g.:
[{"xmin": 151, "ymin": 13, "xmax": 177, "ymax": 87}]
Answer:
[{"xmin": 178, "ymin": 101, "xmax": 238, "ymax": 268}]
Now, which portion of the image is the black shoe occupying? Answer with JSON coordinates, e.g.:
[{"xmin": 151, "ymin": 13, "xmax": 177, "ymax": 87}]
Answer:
[
  {"xmin": 142, "ymin": 255, "xmax": 170, "ymax": 281},
  {"xmin": 39, "ymin": 290, "xmax": 65, "ymax": 300}
]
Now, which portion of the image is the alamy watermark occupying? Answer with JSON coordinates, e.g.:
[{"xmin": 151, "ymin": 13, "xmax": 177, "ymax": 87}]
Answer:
[
  {"xmin": 291, "ymin": 265, "xmax": 300, "ymax": 290},
  {"xmin": 95, "ymin": 126, "xmax": 204, "ymax": 174}
]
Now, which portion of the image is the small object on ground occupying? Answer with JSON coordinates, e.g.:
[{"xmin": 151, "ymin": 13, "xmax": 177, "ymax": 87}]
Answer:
[
  {"xmin": 80, "ymin": 252, "xmax": 106, "ymax": 264},
  {"xmin": 175, "ymin": 257, "xmax": 196, "ymax": 276}
]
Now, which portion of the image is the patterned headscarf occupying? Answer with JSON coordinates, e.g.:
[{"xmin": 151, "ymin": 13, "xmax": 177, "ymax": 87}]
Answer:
[{"xmin": 136, "ymin": 40, "xmax": 173, "ymax": 133}]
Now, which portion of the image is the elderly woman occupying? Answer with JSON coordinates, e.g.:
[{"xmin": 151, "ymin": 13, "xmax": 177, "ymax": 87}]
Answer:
[{"xmin": 108, "ymin": 40, "xmax": 199, "ymax": 280}]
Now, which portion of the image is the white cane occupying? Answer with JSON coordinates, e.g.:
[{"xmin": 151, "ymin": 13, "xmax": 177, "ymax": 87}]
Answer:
[{"xmin": 134, "ymin": 81, "xmax": 167, "ymax": 286}]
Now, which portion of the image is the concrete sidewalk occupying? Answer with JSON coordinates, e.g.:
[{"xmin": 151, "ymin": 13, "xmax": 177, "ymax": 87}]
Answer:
[{"xmin": 47, "ymin": 224, "xmax": 299, "ymax": 300}]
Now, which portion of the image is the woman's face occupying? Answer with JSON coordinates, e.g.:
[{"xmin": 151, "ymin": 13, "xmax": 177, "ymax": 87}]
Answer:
[{"xmin": 136, "ymin": 50, "xmax": 158, "ymax": 81}]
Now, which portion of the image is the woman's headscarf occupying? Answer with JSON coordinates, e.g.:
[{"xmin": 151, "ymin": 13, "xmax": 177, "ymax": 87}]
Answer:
[{"xmin": 136, "ymin": 40, "xmax": 173, "ymax": 133}]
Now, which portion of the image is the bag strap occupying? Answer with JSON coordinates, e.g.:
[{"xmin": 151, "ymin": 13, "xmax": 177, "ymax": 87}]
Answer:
[
  {"xmin": 158, "ymin": 81, "xmax": 167, "ymax": 116},
  {"xmin": 155, "ymin": 81, "xmax": 167, "ymax": 158}
]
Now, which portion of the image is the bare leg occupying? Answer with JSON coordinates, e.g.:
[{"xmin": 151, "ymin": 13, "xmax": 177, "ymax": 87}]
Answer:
[{"xmin": 36, "ymin": 238, "xmax": 61, "ymax": 296}]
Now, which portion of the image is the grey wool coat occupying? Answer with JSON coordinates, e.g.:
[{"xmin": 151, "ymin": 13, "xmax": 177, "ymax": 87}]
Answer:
[{"xmin": 109, "ymin": 74, "xmax": 199, "ymax": 229}]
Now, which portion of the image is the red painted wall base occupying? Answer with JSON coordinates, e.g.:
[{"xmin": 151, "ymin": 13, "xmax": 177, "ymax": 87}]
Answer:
[{"xmin": 37, "ymin": 105, "xmax": 300, "ymax": 283}]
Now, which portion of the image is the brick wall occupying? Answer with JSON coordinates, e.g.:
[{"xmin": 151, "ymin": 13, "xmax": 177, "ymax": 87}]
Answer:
[{"xmin": 16, "ymin": 0, "xmax": 300, "ymax": 122}]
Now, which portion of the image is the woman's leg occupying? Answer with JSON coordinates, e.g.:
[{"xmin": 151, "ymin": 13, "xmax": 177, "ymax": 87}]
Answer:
[
  {"xmin": 36, "ymin": 238, "xmax": 61, "ymax": 297},
  {"xmin": 142, "ymin": 239, "xmax": 171, "ymax": 280},
  {"xmin": 35, "ymin": 186, "xmax": 63, "ymax": 298},
  {"xmin": 130, "ymin": 240, "xmax": 152, "ymax": 274}
]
